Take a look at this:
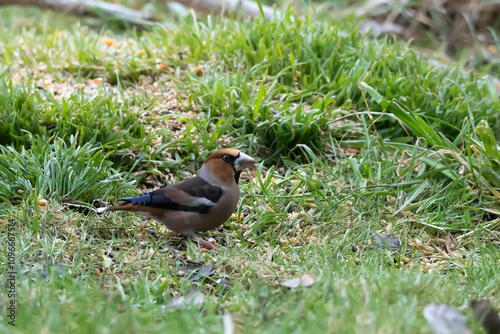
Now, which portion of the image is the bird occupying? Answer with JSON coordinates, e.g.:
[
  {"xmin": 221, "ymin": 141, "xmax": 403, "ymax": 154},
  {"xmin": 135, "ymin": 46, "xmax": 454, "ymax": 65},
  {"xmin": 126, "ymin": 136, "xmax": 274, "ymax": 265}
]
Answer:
[{"xmin": 97, "ymin": 148, "xmax": 256, "ymax": 249}]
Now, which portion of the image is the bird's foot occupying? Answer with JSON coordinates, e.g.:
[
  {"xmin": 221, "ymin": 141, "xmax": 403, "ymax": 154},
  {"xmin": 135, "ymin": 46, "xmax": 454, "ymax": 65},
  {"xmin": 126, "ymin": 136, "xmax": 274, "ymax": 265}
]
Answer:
[
  {"xmin": 184, "ymin": 231, "xmax": 217, "ymax": 250},
  {"xmin": 191, "ymin": 236, "xmax": 216, "ymax": 250}
]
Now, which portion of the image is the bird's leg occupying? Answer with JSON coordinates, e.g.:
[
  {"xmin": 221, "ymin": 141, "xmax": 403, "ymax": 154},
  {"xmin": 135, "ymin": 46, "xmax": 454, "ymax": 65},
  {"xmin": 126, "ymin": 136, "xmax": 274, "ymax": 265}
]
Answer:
[{"xmin": 184, "ymin": 231, "xmax": 216, "ymax": 250}]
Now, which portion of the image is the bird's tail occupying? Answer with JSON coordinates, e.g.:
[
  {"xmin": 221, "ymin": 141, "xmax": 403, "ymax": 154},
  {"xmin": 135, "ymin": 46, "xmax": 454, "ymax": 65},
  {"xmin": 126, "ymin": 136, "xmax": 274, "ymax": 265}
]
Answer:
[
  {"xmin": 96, "ymin": 207, "xmax": 108, "ymax": 214},
  {"xmin": 96, "ymin": 197, "xmax": 134, "ymax": 214},
  {"xmin": 96, "ymin": 203, "xmax": 140, "ymax": 214}
]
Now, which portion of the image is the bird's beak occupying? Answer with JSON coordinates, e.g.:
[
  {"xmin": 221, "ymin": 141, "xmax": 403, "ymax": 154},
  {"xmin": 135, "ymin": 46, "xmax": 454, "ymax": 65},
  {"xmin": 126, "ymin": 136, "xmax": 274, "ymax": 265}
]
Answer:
[{"xmin": 234, "ymin": 152, "xmax": 256, "ymax": 171}]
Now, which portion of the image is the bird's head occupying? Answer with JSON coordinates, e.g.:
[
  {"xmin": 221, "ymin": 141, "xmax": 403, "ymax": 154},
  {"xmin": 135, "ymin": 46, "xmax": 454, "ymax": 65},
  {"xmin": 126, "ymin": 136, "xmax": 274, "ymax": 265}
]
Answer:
[{"xmin": 200, "ymin": 148, "xmax": 256, "ymax": 185}]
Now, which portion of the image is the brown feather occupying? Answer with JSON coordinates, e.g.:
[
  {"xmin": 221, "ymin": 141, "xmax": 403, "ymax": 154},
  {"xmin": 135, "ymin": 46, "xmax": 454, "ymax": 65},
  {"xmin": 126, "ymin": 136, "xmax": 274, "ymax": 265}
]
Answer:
[
  {"xmin": 204, "ymin": 148, "xmax": 240, "ymax": 163},
  {"xmin": 163, "ymin": 187, "xmax": 193, "ymax": 204},
  {"xmin": 171, "ymin": 176, "xmax": 222, "ymax": 201},
  {"xmin": 204, "ymin": 159, "xmax": 235, "ymax": 186}
]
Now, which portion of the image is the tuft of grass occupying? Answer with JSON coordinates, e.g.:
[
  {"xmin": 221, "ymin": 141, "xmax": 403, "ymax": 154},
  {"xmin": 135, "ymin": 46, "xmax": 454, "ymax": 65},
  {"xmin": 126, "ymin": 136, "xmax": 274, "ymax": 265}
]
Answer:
[
  {"xmin": 179, "ymin": 66, "xmax": 338, "ymax": 162},
  {"xmin": 169, "ymin": 8, "xmax": 499, "ymax": 141},
  {"xmin": 362, "ymin": 82, "xmax": 500, "ymax": 222},
  {"xmin": 0, "ymin": 135, "xmax": 135, "ymax": 203},
  {"xmin": 0, "ymin": 73, "xmax": 157, "ymax": 149}
]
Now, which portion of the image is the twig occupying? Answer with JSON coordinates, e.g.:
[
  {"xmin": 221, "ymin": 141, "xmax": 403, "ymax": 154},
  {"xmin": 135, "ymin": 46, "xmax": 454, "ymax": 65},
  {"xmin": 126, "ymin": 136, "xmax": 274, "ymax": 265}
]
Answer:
[
  {"xmin": 168, "ymin": 0, "xmax": 279, "ymax": 21},
  {"xmin": 0, "ymin": 0, "xmax": 156, "ymax": 27}
]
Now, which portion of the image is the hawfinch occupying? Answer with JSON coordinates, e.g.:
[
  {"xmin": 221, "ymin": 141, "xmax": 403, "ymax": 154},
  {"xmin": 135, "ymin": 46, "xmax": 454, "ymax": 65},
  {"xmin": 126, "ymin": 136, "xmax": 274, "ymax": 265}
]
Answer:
[{"xmin": 97, "ymin": 149, "xmax": 256, "ymax": 249}]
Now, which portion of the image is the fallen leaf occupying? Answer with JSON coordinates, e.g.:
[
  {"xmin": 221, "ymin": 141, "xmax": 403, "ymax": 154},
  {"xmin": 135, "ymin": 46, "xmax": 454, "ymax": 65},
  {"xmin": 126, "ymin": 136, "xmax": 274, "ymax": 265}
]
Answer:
[
  {"xmin": 471, "ymin": 299, "xmax": 500, "ymax": 334},
  {"xmin": 300, "ymin": 274, "xmax": 314, "ymax": 287},
  {"xmin": 372, "ymin": 234, "xmax": 401, "ymax": 250},
  {"xmin": 281, "ymin": 274, "xmax": 314, "ymax": 288},
  {"xmin": 189, "ymin": 262, "xmax": 213, "ymax": 282},
  {"xmin": 103, "ymin": 256, "xmax": 112, "ymax": 269},
  {"xmin": 423, "ymin": 304, "xmax": 470, "ymax": 334},
  {"xmin": 282, "ymin": 277, "xmax": 301, "ymax": 288},
  {"xmin": 165, "ymin": 290, "xmax": 204, "ymax": 311}
]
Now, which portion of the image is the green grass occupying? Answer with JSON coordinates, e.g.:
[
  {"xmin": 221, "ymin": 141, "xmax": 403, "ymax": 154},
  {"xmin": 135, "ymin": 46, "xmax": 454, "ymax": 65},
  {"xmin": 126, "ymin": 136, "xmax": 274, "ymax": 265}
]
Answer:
[
  {"xmin": 0, "ymin": 4, "xmax": 499, "ymax": 333},
  {"xmin": 0, "ymin": 135, "xmax": 134, "ymax": 204}
]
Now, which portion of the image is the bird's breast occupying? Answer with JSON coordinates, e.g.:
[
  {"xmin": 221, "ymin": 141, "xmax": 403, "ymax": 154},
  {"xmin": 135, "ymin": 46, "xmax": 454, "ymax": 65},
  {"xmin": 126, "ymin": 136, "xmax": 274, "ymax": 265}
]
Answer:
[{"xmin": 202, "ymin": 183, "xmax": 240, "ymax": 229}]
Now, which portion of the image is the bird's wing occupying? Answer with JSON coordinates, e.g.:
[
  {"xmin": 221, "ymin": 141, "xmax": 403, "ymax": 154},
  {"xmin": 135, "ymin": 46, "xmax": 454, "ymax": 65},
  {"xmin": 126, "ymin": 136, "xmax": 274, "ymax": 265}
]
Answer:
[{"xmin": 118, "ymin": 176, "xmax": 222, "ymax": 214}]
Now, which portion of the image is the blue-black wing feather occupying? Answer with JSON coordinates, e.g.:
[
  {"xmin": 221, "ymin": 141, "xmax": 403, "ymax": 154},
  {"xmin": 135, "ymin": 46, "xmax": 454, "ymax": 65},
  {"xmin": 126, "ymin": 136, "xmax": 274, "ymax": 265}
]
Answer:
[{"xmin": 118, "ymin": 187, "xmax": 214, "ymax": 214}]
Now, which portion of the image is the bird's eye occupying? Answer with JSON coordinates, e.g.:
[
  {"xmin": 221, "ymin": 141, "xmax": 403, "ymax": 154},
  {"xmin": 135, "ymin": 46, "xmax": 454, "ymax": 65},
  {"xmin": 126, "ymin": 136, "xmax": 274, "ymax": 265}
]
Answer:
[{"xmin": 222, "ymin": 155, "xmax": 231, "ymax": 162}]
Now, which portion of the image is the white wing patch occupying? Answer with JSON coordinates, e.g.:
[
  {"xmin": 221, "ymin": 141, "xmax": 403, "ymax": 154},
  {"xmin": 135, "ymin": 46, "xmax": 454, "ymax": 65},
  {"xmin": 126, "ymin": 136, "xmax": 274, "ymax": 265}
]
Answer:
[
  {"xmin": 96, "ymin": 207, "xmax": 108, "ymax": 214},
  {"xmin": 182, "ymin": 196, "xmax": 216, "ymax": 207},
  {"xmin": 164, "ymin": 186, "xmax": 217, "ymax": 208}
]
